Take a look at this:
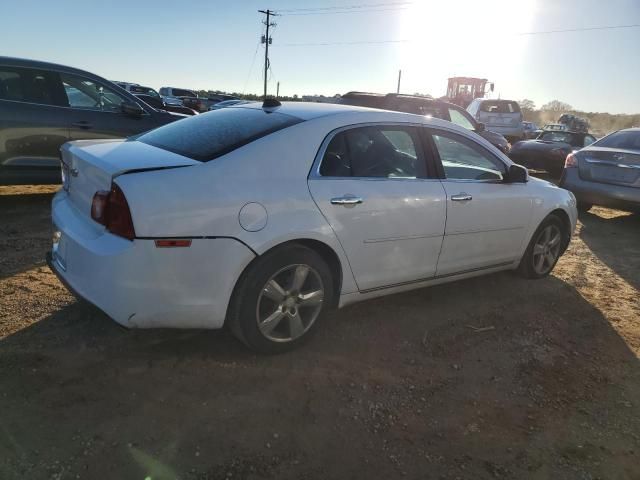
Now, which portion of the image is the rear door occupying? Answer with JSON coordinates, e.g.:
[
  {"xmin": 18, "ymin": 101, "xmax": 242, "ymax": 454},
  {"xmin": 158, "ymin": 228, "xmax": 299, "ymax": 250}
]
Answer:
[
  {"xmin": 308, "ymin": 124, "xmax": 447, "ymax": 291},
  {"xmin": 61, "ymin": 72, "xmax": 160, "ymax": 141},
  {"xmin": 428, "ymin": 128, "xmax": 533, "ymax": 275},
  {"xmin": 0, "ymin": 65, "xmax": 69, "ymax": 184}
]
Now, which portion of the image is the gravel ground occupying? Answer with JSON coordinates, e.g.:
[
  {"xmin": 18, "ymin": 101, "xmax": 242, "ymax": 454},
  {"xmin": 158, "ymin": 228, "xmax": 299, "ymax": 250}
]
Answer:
[{"xmin": 0, "ymin": 184, "xmax": 639, "ymax": 480}]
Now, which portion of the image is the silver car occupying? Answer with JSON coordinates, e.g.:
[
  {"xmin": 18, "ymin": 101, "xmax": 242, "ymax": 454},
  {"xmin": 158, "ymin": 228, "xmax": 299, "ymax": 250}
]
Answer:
[
  {"xmin": 467, "ymin": 99, "xmax": 524, "ymax": 141},
  {"xmin": 560, "ymin": 128, "xmax": 640, "ymax": 212}
]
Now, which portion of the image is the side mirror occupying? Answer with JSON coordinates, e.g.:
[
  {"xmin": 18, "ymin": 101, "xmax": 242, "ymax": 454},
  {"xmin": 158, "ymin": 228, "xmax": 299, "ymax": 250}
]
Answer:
[
  {"xmin": 475, "ymin": 122, "xmax": 485, "ymax": 132},
  {"xmin": 505, "ymin": 164, "xmax": 528, "ymax": 183},
  {"xmin": 121, "ymin": 101, "xmax": 144, "ymax": 117}
]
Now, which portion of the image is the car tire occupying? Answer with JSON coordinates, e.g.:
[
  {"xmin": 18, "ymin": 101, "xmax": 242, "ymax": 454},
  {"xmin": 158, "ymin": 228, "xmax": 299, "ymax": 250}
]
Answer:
[
  {"xmin": 577, "ymin": 202, "xmax": 592, "ymax": 213},
  {"xmin": 517, "ymin": 215, "xmax": 567, "ymax": 279},
  {"xmin": 227, "ymin": 244, "xmax": 334, "ymax": 354}
]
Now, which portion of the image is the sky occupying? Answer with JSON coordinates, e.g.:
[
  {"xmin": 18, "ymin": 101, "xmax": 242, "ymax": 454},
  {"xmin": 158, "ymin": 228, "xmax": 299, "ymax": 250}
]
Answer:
[{"xmin": 2, "ymin": 0, "xmax": 639, "ymax": 113}]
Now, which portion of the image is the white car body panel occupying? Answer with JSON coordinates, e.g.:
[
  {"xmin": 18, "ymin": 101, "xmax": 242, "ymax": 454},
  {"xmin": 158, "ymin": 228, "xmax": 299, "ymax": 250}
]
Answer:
[
  {"xmin": 49, "ymin": 102, "xmax": 577, "ymax": 331},
  {"xmin": 308, "ymin": 177, "xmax": 446, "ymax": 291}
]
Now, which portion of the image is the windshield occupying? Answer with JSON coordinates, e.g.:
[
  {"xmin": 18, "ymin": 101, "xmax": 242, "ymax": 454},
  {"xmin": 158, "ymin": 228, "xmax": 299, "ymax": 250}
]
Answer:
[
  {"xmin": 539, "ymin": 131, "xmax": 580, "ymax": 146},
  {"xmin": 172, "ymin": 88, "xmax": 197, "ymax": 98},
  {"xmin": 136, "ymin": 107, "xmax": 303, "ymax": 161},
  {"xmin": 479, "ymin": 100, "xmax": 521, "ymax": 113},
  {"xmin": 594, "ymin": 130, "xmax": 640, "ymax": 151}
]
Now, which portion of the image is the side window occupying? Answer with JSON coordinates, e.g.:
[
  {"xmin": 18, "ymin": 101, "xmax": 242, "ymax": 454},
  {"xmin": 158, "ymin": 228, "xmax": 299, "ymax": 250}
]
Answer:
[
  {"xmin": 159, "ymin": 87, "xmax": 167, "ymax": 96},
  {"xmin": 432, "ymin": 131, "xmax": 506, "ymax": 181},
  {"xmin": 0, "ymin": 67, "xmax": 59, "ymax": 106},
  {"xmin": 61, "ymin": 73, "xmax": 127, "ymax": 112},
  {"xmin": 320, "ymin": 126, "xmax": 424, "ymax": 179},
  {"xmin": 448, "ymin": 108, "xmax": 475, "ymax": 130},
  {"xmin": 583, "ymin": 135, "xmax": 596, "ymax": 147}
]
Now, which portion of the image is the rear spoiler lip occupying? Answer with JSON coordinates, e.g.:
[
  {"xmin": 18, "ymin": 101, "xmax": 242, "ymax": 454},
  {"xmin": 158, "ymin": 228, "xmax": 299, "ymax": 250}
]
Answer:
[{"xmin": 115, "ymin": 164, "xmax": 193, "ymax": 178}]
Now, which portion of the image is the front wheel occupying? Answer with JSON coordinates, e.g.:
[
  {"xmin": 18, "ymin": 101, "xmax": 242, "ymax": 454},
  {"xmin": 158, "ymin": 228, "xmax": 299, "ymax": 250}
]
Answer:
[
  {"xmin": 227, "ymin": 244, "xmax": 334, "ymax": 354},
  {"xmin": 517, "ymin": 215, "xmax": 566, "ymax": 279}
]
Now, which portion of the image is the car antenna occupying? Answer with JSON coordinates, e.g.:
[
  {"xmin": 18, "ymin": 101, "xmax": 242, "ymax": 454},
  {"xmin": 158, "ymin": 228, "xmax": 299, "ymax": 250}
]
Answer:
[{"xmin": 262, "ymin": 97, "xmax": 281, "ymax": 110}]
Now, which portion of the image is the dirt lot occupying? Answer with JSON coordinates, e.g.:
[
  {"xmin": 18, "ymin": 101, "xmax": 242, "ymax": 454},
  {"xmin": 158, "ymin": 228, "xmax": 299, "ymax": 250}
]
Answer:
[{"xmin": 1, "ymin": 184, "xmax": 638, "ymax": 480}]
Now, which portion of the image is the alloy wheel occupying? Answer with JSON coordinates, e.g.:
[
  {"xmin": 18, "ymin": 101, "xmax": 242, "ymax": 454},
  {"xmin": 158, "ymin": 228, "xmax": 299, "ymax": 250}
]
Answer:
[
  {"xmin": 532, "ymin": 224, "xmax": 562, "ymax": 275},
  {"xmin": 256, "ymin": 264, "xmax": 325, "ymax": 342}
]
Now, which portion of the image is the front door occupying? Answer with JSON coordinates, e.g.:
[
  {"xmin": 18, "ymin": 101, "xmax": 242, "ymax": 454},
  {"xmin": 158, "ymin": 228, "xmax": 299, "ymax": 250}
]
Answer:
[
  {"xmin": 428, "ymin": 128, "xmax": 533, "ymax": 275},
  {"xmin": 308, "ymin": 124, "xmax": 447, "ymax": 291},
  {"xmin": 60, "ymin": 72, "xmax": 157, "ymax": 141}
]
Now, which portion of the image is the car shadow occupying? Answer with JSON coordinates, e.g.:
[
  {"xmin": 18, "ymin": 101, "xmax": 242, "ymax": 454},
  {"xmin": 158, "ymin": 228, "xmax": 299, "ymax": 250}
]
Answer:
[
  {"xmin": 1, "ymin": 271, "xmax": 638, "ymax": 479},
  {"xmin": 0, "ymin": 190, "xmax": 56, "ymax": 280},
  {"xmin": 579, "ymin": 208, "xmax": 640, "ymax": 291}
]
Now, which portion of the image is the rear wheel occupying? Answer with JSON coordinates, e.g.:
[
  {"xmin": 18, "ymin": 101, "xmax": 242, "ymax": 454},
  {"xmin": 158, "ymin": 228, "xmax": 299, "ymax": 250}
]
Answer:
[
  {"xmin": 517, "ymin": 215, "xmax": 566, "ymax": 279},
  {"xmin": 227, "ymin": 245, "xmax": 334, "ymax": 354}
]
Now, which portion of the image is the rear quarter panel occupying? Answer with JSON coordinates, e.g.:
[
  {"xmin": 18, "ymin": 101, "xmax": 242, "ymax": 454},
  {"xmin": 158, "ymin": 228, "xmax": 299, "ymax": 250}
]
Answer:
[{"xmin": 115, "ymin": 116, "xmax": 368, "ymax": 295}]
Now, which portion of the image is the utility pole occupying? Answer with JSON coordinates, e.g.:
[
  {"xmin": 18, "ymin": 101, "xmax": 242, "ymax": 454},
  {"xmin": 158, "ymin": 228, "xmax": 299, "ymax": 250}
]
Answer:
[
  {"xmin": 397, "ymin": 69, "xmax": 402, "ymax": 94},
  {"xmin": 259, "ymin": 9, "xmax": 276, "ymax": 99},
  {"xmin": 276, "ymin": 81, "xmax": 280, "ymax": 98}
]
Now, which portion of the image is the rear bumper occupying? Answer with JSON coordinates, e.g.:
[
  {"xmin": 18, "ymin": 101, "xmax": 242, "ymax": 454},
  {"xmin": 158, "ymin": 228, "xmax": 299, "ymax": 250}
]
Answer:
[
  {"xmin": 50, "ymin": 191, "xmax": 256, "ymax": 329},
  {"xmin": 559, "ymin": 168, "xmax": 640, "ymax": 211}
]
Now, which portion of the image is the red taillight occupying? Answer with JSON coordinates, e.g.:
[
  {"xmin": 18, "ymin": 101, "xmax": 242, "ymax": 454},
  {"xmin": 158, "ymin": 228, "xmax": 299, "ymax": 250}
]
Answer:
[
  {"xmin": 565, "ymin": 152, "xmax": 578, "ymax": 168},
  {"xmin": 91, "ymin": 190, "xmax": 109, "ymax": 225},
  {"xmin": 90, "ymin": 183, "xmax": 136, "ymax": 240}
]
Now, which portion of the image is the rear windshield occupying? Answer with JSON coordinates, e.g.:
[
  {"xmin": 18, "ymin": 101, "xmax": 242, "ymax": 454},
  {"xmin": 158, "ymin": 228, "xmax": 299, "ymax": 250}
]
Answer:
[
  {"xmin": 136, "ymin": 107, "xmax": 303, "ymax": 161},
  {"xmin": 172, "ymin": 88, "xmax": 197, "ymax": 98},
  {"xmin": 539, "ymin": 131, "xmax": 580, "ymax": 146},
  {"xmin": 130, "ymin": 85, "xmax": 160, "ymax": 98},
  {"xmin": 479, "ymin": 100, "xmax": 521, "ymax": 114},
  {"xmin": 594, "ymin": 130, "xmax": 640, "ymax": 151}
]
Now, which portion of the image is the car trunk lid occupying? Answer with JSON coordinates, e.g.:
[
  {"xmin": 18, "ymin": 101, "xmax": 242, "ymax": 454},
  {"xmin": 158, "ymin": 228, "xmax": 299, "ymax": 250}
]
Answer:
[
  {"xmin": 60, "ymin": 139, "xmax": 198, "ymax": 217},
  {"xmin": 578, "ymin": 147, "xmax": 640, "ymax": 188}
]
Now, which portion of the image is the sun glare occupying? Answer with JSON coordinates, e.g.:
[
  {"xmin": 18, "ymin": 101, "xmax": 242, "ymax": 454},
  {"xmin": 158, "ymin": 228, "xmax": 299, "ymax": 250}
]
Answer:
[{"xmin": 398, "ymin": 0, "xmax": 538, "ymax": 96}]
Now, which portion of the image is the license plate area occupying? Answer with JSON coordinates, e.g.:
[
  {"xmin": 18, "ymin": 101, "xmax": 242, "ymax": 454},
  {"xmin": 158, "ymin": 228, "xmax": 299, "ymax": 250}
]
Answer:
[{"xmin": 592, "ymin": 165, "xmax": 638, "ymax": 184}]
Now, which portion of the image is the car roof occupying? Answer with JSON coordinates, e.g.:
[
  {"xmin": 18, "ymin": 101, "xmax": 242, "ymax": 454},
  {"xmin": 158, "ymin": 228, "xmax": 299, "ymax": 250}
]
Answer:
[
  {"xmin": 0, "ymin": 56, "xmax": 109, "ymax": 80},
  {"xmin": 232, "ymin": 101, "xmax": 473, "ymax": 133}
]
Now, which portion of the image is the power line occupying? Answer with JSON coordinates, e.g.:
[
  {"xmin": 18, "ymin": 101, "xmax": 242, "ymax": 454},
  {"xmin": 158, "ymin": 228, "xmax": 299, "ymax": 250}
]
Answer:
[
  {"xmin": 241, "ymin": 41, "xmax": 261, "ymax": 95},
  {"xmin": 277, "ymin": 23, "xmax": 640, "ymax": 47},
  {"xmin": 279, "ymin": 6, "xmax": 409, "ymax": 16},
  {"xmin": 275, "ymin": 1, "xmax": 412, "ymax": 13}
]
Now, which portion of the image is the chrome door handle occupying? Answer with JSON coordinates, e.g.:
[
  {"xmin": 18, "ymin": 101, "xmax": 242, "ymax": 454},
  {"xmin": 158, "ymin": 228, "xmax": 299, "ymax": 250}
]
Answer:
[
  {"xmin": 331, "ymin": 195, "xmax": 363, "ymax": 206},
  {"xmin": 451, "ymin": 193, "xmax": 473, "ymax": 202}
]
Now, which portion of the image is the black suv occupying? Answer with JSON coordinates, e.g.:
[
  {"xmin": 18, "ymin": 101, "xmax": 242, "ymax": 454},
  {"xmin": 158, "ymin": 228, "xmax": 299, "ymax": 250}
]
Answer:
[
  {"xmin": 0, "ymin": 57, "xmax": 183, "ymax": 185},
  {"xmin": 340, "ymin": 92, "xmax": 511, "ymax": 154}
]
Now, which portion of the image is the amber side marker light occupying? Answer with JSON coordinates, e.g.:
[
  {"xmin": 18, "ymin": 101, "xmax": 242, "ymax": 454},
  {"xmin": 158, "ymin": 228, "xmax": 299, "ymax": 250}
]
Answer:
[{"xmin": 154, "ymin": 239, "xmax": 192, "ymax": 248}]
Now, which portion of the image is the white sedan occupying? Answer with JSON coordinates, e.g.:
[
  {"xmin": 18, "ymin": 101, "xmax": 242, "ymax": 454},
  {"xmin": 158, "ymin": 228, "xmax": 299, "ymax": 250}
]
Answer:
[{"xmin": 49, "ymin": 101, "xmax": 578, "ymax": 353}]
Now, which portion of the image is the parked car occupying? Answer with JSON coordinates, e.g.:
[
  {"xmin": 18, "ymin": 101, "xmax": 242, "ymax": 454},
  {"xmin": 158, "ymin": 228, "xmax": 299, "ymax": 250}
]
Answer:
[
  {"xmin": 522, "ymin": 121, "xmax": 539, "ymax": 139},
  {"xmin": 340, "ymin": 92, "xmax": 511, "ymax": 154},
  {"xmin": 209, "ymin": 99, "xmax": 252, "ymax": 110},
  {"xmin": 158, "ymin": 87, "xmax": 237, "ymax": 112},
  {"xmin": 159, "ymin": 87, "xmax": 203, "ymax": 111},
  {"xmin": 48, "ymin": 101, "xmax": 577, "ymax": 353},
  {"xmin": 134, "ymin": 93, "xmax": 198, "ymax": 116},
  {"xmin": 543, "ymin": 123, "xmax": 568, "ymax": 131},
  {"xmin": 509, "ymin": 129, "xmax": 597, "ymax": 177},
  {"xmin": 0, "ymin": 57, "xmax": 183, "ymax": 185},
  {"xmin": 467, "ymin": 99, "xmax": 524, "ymax": 142},
  {"xmin": 114, "ymin": 82, "xmax": 162, "ymax": 100},
  {"xmin": 560, "ymin": 128, "xmax": 640, "ymax": 212}
]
